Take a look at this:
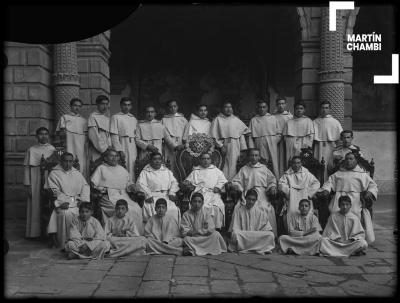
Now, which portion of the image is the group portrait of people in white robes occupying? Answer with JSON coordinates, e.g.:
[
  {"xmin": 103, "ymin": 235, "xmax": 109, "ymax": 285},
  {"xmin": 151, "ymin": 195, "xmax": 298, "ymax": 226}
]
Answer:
[{"xmin": 22, "ymin": 94, "xmax": 378, "ymax": 260}]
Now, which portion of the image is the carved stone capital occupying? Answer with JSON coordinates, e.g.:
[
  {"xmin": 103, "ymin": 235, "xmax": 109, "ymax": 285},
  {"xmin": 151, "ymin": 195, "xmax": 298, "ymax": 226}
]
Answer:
[{"xmin": 53, "ymin": 73, "xmax": 80, "ymax": 86}]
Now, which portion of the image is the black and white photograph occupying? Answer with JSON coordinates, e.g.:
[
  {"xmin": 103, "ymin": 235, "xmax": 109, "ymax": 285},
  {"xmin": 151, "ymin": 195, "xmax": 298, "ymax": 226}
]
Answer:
[{"xmin": 3, "ymin": 3, "xmax": 397, "ymax": 298}]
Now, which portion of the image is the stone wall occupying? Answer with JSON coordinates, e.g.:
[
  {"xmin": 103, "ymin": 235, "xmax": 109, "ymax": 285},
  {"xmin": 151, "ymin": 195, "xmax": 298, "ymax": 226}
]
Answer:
[
  {"xmin": 296, "ymin": 7, "xmax": 321, "ymax": 118},
  {"xmin": 4, "ymin": 42, "xmax": 53, "ymax": 218},
  {"xmin": 353, "ymin": 131, "xmax": 397, "ymax": 194},
  {"xmin": 77, "ymin": 31, "xmax": 111, "ymax": 118}
]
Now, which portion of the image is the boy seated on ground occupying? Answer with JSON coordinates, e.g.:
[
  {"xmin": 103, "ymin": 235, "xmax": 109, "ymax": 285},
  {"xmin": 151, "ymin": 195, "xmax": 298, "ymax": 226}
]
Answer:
[
  {"xmin": 319, "ymin": 195, "xmax": 368, "ymax": 257},
  {"xmin": 144, "ymin": 198, "xmax": 183, "ymax": 256},
  {"xmin": 104, "ymin": 199, "xmax": 148, "ymax": 258},
  {"xmin": 181, "ymin": 192, "xmax": 227, "ymax": 256},
  {"xmin": 65, "ymin": 202, "xmax": 110, "ymax": 260},
  {"xmin": 228, "ymin": 189, "xmax": 275, "ymax": 254},
  {"xmin": 279, "ymin": 199, "xmax": 322, "ymax": 255}
]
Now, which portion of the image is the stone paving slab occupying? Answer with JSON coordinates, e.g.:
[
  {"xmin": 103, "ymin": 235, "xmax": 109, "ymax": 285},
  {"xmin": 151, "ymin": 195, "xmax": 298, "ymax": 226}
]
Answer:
[
  {"xmin": 142, "ymin": 264, "xmax": 172, "ymax": 281},
  {"xmin": 210, "ymin": 280, "xmax": 242, "ymax": 294},
  {"xmin": 242, "ymin": 282, "xmax": 279, "ymax": 296},
  {"xmin": 312, "ymin": 286, "xmax": 348, "ymax": 297},
  {"xmin": 108, "ymin": 261, "xmax": 147, "ymax": 277},
  {"xmin": 237, "ymin": 266, "xmax": 275, "ymax": 283},
  {"xmin": 173, "ymin": 265, "xmax": 209, "ymax": 276},
  {"xmin": 136, "ymin": 281, "xmax": 170, "ymax": 297}
]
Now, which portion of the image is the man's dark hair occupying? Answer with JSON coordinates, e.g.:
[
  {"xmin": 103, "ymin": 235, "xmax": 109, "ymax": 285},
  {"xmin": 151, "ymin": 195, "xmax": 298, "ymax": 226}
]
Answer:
[
  {"xmin": 70, "ymin": 98, "xmax": 83, "ymax": 106},
  {"xmin": 36, "ymin": 127, "xmax": 49, "ymax": 135},
  {"xmin": 150, "ymin": 152, "xmax": 163, "ymax": 160},
  {"xmin": 299, "ymin": 199, "xmax": 311, "ymax": 206},
  {"xmin": 294, "ymin": 102, "xmax": 306, "ymax": 109},
  {"xmin": 79, "ymin": 202, "xmax": 93, "ymax": 212},
  {"xmin": 196, "ymin": 104, "xmax": 208, "ymax": 111},
  {"xmin": 245, "ymin": 188, "xmax": 258, "ymax": 199},
  {"xmin": 166, "ymin": 99, "xmax": 178, "ymax": 106},
  {"xmin": 116, "ymin": 199, "xmax": 129, "ymax": 209},
  {"xmin": 222, "ymin": 101, "xmax": 233, "ymax": 107},
  {"xmin": 291, "ymin": 155, "xmax": 302, "ymax": 163},
  {"xmin": 257, "ymin": 100, "xmax": 268, "ymax": 106},
  {"xmin": 191, "ymin": 192, "xmax": 204, "ymax": 202},
  {"xmin": 155, "ymin": 198, "xmax": 168, "ymax": 208},
  {"xmin": 120, "ymin": 97, "xmax": 132, "ymax": 105},
  {"xmin": 275, "ymin": 96, "xmax": 286, "ymax": 104},
  {"xmin": 338, "ymin": 195, "xmax": 352, "ymax": 205},
  {"xmin": 341, "ymin": 130, "xmax": 354, "ymax": 138},
  {"xmin": 103, "ymin": 147, "xmax": 118, "ymax": 158},
  {"xmin": 247, "ymin": 148, "xmax": 260, "ymax": 155},
  {"xmin": 60, "ymin": 152, "xmax": 74, "ymax": 161},
  {"xmin": 96, "ymin": 95, "xmax": 109, "ymax": 105},
  {"xmin": 320, "ymin": 101, "xmax": 331, "ymax": 108}
]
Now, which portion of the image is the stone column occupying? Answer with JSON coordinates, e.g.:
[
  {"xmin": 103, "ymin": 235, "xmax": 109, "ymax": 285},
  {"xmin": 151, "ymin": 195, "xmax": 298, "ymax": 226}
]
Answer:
[
  {"xmin": 53, "ymin": 43, "xmax": 80, "ymax": 125},
  {"xmin": 319, "ymin": 7, "xmax": 345, "ymax": 126}
]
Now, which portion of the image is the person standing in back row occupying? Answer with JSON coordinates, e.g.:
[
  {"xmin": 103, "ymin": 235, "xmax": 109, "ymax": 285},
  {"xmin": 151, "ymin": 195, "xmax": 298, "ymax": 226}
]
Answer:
[
  {"xmin": 88, "ymin": 95, "xmax": 111, "ymax": 164},
  {"xmin": 110, "ymin": 97, "xmax": 138, "ymax": 181},
  {"xmin": 210, "ymin": 101, "xmax": 250, "ymax": 180}
]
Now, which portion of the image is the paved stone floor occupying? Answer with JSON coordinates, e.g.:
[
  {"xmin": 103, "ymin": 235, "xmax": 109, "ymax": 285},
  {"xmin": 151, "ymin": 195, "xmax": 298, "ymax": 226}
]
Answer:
[{"xmin": 4, "ymin": 195, "xmax": 397, "ymax": 298}]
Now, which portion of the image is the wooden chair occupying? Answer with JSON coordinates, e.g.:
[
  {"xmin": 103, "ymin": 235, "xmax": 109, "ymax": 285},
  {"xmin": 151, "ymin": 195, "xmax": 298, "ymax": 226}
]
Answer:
[{"xmin": 175, "ymin": 133, "xmax": 225, "ymax": 216}]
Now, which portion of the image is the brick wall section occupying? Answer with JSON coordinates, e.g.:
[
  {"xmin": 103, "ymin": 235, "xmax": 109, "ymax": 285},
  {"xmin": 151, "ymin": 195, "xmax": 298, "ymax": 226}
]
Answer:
[
  {"xmin": 4, "ymin": 42, "xmax": 53, "ymax": 218},
  {"xmin": 77, "ymin": 31, "xmax": 111, "ymax": 117},
  {"xmin": 295, "ymin": 7, "xmax": 321, "ymax": 118},
  {"xmin": 343, "ymin": 49, "xmax": 353, "ymax": 130}
]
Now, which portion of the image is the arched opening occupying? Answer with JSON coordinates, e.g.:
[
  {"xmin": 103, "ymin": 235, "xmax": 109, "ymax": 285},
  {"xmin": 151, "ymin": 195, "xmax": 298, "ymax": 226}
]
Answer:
[
  {"xmin": 352, "ymin": 5, "xmax": 396, "ymax": 130},
  {"xmin": 109, "ymin": 5, "xmax": 302, "ymax": 120}
]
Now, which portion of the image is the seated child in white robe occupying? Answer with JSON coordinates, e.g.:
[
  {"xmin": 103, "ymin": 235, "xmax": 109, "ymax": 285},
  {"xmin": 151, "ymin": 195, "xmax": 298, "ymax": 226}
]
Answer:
[
  {"xmin": 320, "ymin": 195, "xmax": 368, "ymax": 257},
  {"xmin": 181, "ymin": 192, "xmax": 227, "ymax": 256},
  {"xmin": 144, "ymin": 198, "xmax": 183, "ymax": 256},
  {"xmin": 228, "ymin": 189, "xmax": 275, "ymax": 254},
  {"xmin": 65, "ymin": 202, "xmax": 110, "ymax": 260},
  {"xmin": 105, "ymin": 199, "xmax": 147, "ymax": 258},
  {"xmin": 279, "ymin": 199, "xmax": 322, "ymax": 255}
]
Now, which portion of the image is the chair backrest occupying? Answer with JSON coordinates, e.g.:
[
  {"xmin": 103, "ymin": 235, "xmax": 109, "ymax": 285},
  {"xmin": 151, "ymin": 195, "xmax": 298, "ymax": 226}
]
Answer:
[
  {"xmin": 329, "ymin": 149, "xmax": 375, "ymax": 179},
  {"xmin": 298, "ymin": 147, "xmax": 325, "ymax": 185},
  {"xmin": 175, "ymin": 133, "xmax": 224, "ymax": 181},
  {"xmin": 40, "ymin": 147, "xmax": 80, "ymax": 186}
]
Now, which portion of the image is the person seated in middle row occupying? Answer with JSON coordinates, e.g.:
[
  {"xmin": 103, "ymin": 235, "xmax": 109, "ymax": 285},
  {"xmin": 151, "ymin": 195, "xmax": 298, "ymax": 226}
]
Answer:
[
  {"xmin": 279, "ymin": 199, "xmax": 322, "ymax": 256},
  {"xmin": 65, "ymin": 202, "xmax": 110, "ymax": 260},
  {"xmin": 90, "ymin": 148, "xmax": 143, "ymax": 226},
  {"xmin": 228, "ymin": 189, "xmax": 275, "ymax": 255},
  {"xmin": 184, "ymin": 152, "xmax": 227, "ymax": 230},
  {"xmin": 319, "ymin": 195, "xmax": 368, "ymax": 257},
  {"xmin": 231, "ymin": 148, "xmax": 278, "ymax": 237},
  {"xmin": 181, "ymin": 193, "xmax": 227, "ymax": 256},
  {"xmin": 144, "ymin": 198, "xmax": 183, "ymax": 256},
  {"xmin": 104, "ymin": 199, "xmax": 147, "ymax": 258},
  {"xmin": 136, "ymin": 152, "xmax": 181, "ymax": 223},
  {"xmin": 46, "ymin": 152, "xmax": 90, "ymax": 250},
  {"xmin": 278, "ymin": 155, "xmax": 320, "ymax": 231}
]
